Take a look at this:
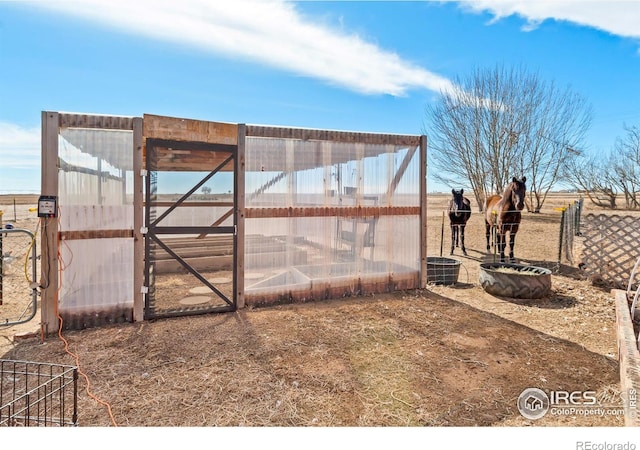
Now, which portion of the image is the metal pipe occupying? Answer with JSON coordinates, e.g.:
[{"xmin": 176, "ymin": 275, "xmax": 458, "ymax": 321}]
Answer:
[
  {"xmin": 558, "ymin": 209, "xmax": 565, "ymax": 265},
  {"xmin": 0, "ymin": 228, "xmax": 38, "ymax": 327},
  {"xmin": 440, "ymin": 211, "xmax": 444, "ymax": 257}
]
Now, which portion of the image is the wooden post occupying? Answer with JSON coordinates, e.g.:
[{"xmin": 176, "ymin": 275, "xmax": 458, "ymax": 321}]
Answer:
[
  {"xmin": 132, "ymin": 117, "xmax": 144, "ymax": 321},
  {"xmin": 419, "ymin": 135, "xmax": 427, "ymax": 288},
  {"xmin": 613, "ymin": 289, "xmax": 640, "ymax": 426},
  {"xmin": 236, "ymin": 124, "xmax": 246, "ymax": 309},
  {"xmin": 41, "ymin": 111, "xmax": 60, "ymax": 336},
  {"xmin": 440, "ymin": 211, "xmax": 444, "ymax": 257},
  {"xmin": 558, "ymin": 209, "xmax": 565, "ymax": 265},
  {"xmin": 575, "ymin": 199, "xmax": 583, "ymax": 236}
]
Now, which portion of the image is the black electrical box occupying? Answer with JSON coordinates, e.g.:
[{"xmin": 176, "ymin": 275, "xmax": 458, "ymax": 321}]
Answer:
[{"xmin": 37, "ymin": 195, "xmax": 58, "ymax": 218}]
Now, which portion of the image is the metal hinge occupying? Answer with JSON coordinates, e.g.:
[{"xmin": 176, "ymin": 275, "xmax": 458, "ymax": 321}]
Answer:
[{"xmin": 140, "ymin": 169, "xmax": 148, "ymax": 177}]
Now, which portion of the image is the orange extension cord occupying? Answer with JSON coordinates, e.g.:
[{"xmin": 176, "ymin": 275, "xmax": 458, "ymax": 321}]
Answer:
[{"xmin": 49, "ymin": 213, "xmax": 119, "ymax": 427}]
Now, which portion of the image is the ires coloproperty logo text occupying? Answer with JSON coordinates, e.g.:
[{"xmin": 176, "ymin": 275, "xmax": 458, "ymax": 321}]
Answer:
[{"xmin": 517, "ymin": 387, "xmax": 633, "ymax": 420}]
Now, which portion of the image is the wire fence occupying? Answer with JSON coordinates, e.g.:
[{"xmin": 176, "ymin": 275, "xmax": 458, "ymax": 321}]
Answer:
[
  {"xmin": 558, "ymin": 198, "xmax": 583, "ymax": 266},
  {"xmin": 1, "ymin": 359, "xmax": 78, "ymax": 427}
]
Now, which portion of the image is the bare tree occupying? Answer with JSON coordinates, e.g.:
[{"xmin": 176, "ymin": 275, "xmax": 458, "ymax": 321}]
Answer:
[
  {"xmin": 564, "ymin": 153, "xmax": 618, "ymax": 209},
  {"xmin": 564, "ymin": 124, "xmax": 640, "ymax": 210},
  {"xmin": 425, "ymin": 65, "xmax": 591, "ymax": 211},
  {"xmin": 612, "ymin": 124, "xmax": 640, "ymax": 209}
]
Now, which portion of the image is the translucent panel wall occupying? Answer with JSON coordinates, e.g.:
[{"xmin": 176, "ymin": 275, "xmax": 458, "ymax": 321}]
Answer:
[
  {"xmin": 57, "ymin": 129, "xmax": 134, "ymax": 321},
  {"xmin": 244, "ymin": 136, "xmax": 421, "ymax": 303}
]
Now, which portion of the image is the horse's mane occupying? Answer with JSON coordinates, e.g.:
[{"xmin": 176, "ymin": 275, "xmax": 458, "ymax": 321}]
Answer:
[
  {"xmin": 499, "ymin": 177, "xmax": 526, "ymax": 211},
  {"xmin": 484, "ymin": 177, "xmax": 527, "ymax": 217},
  {"xmin": 497, "ymin": 184, "xmax": 513, "ymax": 210}
]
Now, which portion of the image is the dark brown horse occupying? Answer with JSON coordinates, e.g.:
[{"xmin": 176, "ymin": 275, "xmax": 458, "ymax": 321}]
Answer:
[
  {"xmin": 448, "ymin": 189, "xmax": 472, "ymax": 256},
  {"xmin": 484, "ymin": 177, "xmax": 527, "ymax": 262}
]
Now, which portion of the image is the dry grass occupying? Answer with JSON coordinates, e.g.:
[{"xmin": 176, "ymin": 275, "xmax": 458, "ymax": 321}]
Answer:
[{"xmin": 3, "ymin": 288, "xmax": 622, "ymax": 427}]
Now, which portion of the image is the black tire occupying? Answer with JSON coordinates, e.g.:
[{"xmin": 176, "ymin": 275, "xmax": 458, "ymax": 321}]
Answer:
[{"xmin": 479, "ymin": 264, "xmax": 551, "ymax": 299}]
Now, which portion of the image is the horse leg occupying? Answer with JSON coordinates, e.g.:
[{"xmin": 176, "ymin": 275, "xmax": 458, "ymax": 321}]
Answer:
[
  {"xmin": 485, "ymin": 221, "xmax": 491, "ymax": 252},
  {"xmin": 450, "ymin": 225, "xmax": 457, "ymax": 255},
  {"xmin": 460, "ymin": 225, "xmax": 467, "ymax": 256},
  {"xmin": 497, "ymin": 231, "xmax": 507, "ymax": 263},
  {"xmin": 509, "ymin": 232, "xmax": 516, "ymax": 262}
]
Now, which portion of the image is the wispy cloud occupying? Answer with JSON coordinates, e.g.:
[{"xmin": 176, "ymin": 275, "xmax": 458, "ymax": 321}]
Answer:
[
  {"xmin": 457, "ymin": 0, "xmax": 640, "ymax": 39},
  {"xmin": 21, "ymin": 0, "xmax": 456, "ymax": 97},
  {"xmin": 13, "ymin": 1, "xmax": 640, "ymax": 99},
  {"xmin": 0, "ymin": 122, "xmax": 40, "ymax": 169}
]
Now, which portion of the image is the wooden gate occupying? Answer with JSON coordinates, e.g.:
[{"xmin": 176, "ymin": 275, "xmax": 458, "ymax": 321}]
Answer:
[{"xmin": 143, "ymin": 115, "xmax": 242, "ymax": 319}]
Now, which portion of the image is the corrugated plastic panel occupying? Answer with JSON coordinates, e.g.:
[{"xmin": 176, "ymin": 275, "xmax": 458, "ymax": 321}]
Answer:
[
  {"xmin": 57, "ymin": 129, "xmax": 134, "ymax": 324},
  {"xmin": 244, "ymin": 136, "xmax": 420, "ymax": 304}
]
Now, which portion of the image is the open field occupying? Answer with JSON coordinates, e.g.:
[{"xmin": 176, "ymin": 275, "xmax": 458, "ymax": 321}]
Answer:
[
  {"xmin": 0, "ymin": 192, "xmax": 632, "ymax": 427},
  {"xmin": 0, "ymin": 194, "xmax": 39, "ymax": 207}
]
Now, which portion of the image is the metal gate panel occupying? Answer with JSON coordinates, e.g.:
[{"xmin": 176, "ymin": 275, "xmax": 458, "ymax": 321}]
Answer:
[
  {"xmin": 0, "ymin": 228, "xmax": 38, "ymax": 326},
  {"xmin": 144, "ymin": 138, "xmax": 237, "ymax": 319}
]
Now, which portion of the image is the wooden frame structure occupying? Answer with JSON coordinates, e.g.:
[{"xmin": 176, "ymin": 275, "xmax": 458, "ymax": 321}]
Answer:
[
  {"xmin": 41, "ymin": 112, "xmax": 144, "ymax": 335},
  {"xmin": 41, "ymin": 111, "xmax": 427, "ymax": 332}
]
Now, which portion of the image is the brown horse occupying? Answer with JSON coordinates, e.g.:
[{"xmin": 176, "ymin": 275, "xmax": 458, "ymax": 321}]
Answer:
[
  {"xmin": 484, "ymin": 177, "xmax": 527, "ymax": 262},
  {"xmin": 448, "ymin": 189, "xmax": 471, "ymax": 256}
]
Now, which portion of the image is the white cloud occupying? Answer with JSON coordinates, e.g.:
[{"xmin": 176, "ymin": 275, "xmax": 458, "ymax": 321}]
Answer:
[
  {"xmin": 22, "ymin": 0, "xmax": 638, "ymax": 99},
  {"xmin": 0, "ymin": 122, "xmax": 40, "ymax": 169},
  {"xmin": 457, "ymin": 0, "xmax": 640, "ymax": 39},
  {"xmin": 21, "ymin": 0, "xmax": 457, "ymax": 97}
]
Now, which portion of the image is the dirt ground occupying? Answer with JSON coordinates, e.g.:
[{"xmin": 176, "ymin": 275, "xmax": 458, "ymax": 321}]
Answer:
[{"xmin": 0, "ymin": 193, "xmax": 631, "ymax": 427}]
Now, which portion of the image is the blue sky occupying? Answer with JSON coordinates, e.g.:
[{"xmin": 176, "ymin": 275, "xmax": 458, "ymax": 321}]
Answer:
[{"xmin": 1, "ymin": 0, "xmax": 639, "ymax": 194}]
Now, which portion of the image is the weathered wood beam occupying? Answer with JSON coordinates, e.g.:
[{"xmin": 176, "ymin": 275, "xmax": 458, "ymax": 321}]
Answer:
[
  {"xmin": 246, "ymin": 125, "xmax": 421, "ymax": 147},
  {"xmin": 144, "ymin": 114, "xmax": 238, "ymax": 145},
  {"xmin": 41, "ymin": 111, "xmax": 60, "ymax": 336},
  {"xmin": 59, "ymin": 113, "xmax": 134, "ymax": 130}
]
